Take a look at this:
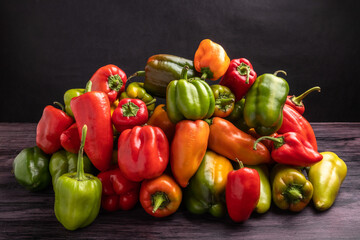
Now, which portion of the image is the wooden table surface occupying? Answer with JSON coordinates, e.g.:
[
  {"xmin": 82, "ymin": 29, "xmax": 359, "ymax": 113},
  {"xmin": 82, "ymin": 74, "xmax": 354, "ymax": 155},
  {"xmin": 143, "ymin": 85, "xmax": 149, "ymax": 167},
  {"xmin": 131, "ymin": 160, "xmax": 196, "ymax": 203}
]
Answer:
[{"xmin": 1, "ymin": 122, "xmax": 359, "ymax": 239}]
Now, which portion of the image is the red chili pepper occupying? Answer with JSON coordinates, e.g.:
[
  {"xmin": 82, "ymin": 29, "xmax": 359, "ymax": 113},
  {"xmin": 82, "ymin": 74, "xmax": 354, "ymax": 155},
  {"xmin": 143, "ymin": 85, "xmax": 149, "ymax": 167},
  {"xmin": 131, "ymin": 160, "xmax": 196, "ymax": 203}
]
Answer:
[
  {"xmin": 118, "ymin": 125, "xmax": 169, "ymax": 182},
  {"xmin": 278, "ymin": 104, "xmax": 318, "ymax": 151},
  {"xmin": 90, "ymin": 64, "xmax": 127, "ymax": 103},
  {"xmin": 226, "ymin": 161, "xmax": 260, "ymax": 222},
  {"xmin": 111, "ymin": 98, "xmax": 150, "ymax": 133},
  {"xmin": 70, "ymin": 81, "xmax": 113, "ymax": 171},
  {"xmin": 97, "ymin": 167, "xmax": 140, "ymax": 211},
  {"xmin": 286, "ymin": 86, "xmax": 321, "ymax": 115},
  {"xmin": 219, "ymin": 58, "xmax": 257, "ymax": 101},
  {"xmin": 254, "ymin": 132, "xmax": 323, "ymax": 167},
  {"xmin": 60, "ymin": 123, "xmax": 80, "ymax": 153},
  {"xmin": 36, "ymin": 102, "xmax": 73, "ymax": 154}
]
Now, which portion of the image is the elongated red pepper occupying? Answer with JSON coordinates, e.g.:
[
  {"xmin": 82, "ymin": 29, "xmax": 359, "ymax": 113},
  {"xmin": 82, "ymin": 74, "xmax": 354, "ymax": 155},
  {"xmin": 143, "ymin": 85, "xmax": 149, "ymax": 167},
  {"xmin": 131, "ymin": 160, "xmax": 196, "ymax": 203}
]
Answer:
[
  {"xmin": 118, "ymin": 125, "xmax": 169, "ymax": 182},
  {"xmin": 97, "ymin": 168, "xmax": 140, "ymax": 211},
  {"xmin": 90, "ymin": 64, "xmax": 127, "ymax": 103},
  {"xmin": 70, "ymin": 81, "xmax": 113, "ymax": 171},
  {"xmin": 36, "ymin": 103, "xmax": 73, "ymax": 154},
  {"xmin": 226, "ymin": 161, "xmax": 260, "ymax": 222},
  {"xmin": 254, "ymin": 132, "xmax": 323, "ymax": 167},
  {"xmin": 60, "ymin": 123, "xmax": 80, "ymax": 153},
  {"xmin": 111, "ymin": 98, "xmax": 149, "ymax": 133},
  {"xmin": 219, "ymin": 58, "xmax": 257, "ymax": 101},
  {"xmin": 278, "ymin": 104, "xmax": 318, "ymax": 151},
  {"xmin": 286, "ymin": 86, "xmax": 321, "ymax": 115}
]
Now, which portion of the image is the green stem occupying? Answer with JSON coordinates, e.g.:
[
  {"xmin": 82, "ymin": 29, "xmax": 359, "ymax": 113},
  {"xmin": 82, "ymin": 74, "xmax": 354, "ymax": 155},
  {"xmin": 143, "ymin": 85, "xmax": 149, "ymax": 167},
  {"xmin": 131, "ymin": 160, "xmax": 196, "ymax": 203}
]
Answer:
[
  {"xmin": 291, "ymin": 86, "xmax": 321, "ymax": 106},
  {"xmin": 108, "ymin": 74, "xmax": 123, "ymax": 92},
  {"xmin": 273, "ymin": 70, "xmax": 287, "ymax": 77},
  {"xmin": 127, "ymin": 71, "xmax": 146, "ymax": 81},
  {"xmin": 145, "ymin": 98, "xmax": 157, "ymax": 106},
  {"xmin": 235, "ymin": 158, "xmax": 244, "ymax": 170},
  {"xmin": 200, "ymin": 72, "xmax": 207, "ymax": 80},
  {"xmin": 284, "ymin": 187, "xmax": 303, "ymax": 203},
  {"xmin": 253, "ymin": 136, "xmax": 284, "ymax": 150},
  {"xmin": 152, "ymin": 192, "xmax": 169, "ymax": 213},
  {"xmin": 215, "ymin": 98, "xmax": 235, "ymax": 106},
  {"xmin": 237, "ymin": 63, "xmax": 250, "ymax": 84},
  {"xmin": 181, "ymin": 65, "xmax": 189, "ymax": 80},
  {"xmin": 76, "ymin": 125, "xmax": 87, "ymax": 180},
  {"xmin": 53, "ymin": 101, "xmax": 65, "ymax": 112},
  {"xmin": 85, "ymin": 80, "xmax": 92, "ymax": 93},
  {"xmin": 204, "ymin": 118, "xmax": 213, "ymax": 125}
]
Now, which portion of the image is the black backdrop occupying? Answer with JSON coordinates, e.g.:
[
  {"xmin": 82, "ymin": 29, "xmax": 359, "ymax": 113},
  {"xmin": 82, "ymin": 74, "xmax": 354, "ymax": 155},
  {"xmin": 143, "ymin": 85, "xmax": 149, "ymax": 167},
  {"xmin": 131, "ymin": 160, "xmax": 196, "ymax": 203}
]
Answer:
[{"xmin": 1, "ymin": 0, "xmax": 360, "ymax": 122}]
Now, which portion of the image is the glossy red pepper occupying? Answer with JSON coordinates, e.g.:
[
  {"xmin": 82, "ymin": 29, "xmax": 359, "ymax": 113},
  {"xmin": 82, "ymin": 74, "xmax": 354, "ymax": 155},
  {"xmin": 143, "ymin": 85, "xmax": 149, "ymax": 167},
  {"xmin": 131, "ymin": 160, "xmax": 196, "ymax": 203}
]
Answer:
[
  {"xmin": 118, "ymin": 125, "xmax": 169, "ymax": 182},
  {"xmin": 254, "ymin": 132, "xmax": 323, "ymax": 167},
  {"xmin": 97, "ymin": 167, "xmax": 140, "ymax": 211},
  {"xmin": 60, "ymin": 123, "xmax": 80, "ymax": 154},
  {"xmin": 219, "ymin": 58, "xmax": 257, "ymax": 101},
  {"xmin": 70, "ymin": 81, "xmax": 113, "ymax": 171},
  {"xmin": 286, "ymin": 86, "xmax": 321, "ymax": 115},
  {"xmin": 90, "ymin": 64, "xmax": 127, "ymax": 103},
  {"xmin": 36, "ymin": 103, "xmax": 73, "ymax": 154},
  {"xmin": 111, "ymin": 98, "xmax": 149, "ymax": 133},
  {"xmin": 226, "ymin": 161, "xmax": 260, "ymax": 222},
  {"xmin": 278, "ymin": 104, "xmax": 318, "ymax": 151}
]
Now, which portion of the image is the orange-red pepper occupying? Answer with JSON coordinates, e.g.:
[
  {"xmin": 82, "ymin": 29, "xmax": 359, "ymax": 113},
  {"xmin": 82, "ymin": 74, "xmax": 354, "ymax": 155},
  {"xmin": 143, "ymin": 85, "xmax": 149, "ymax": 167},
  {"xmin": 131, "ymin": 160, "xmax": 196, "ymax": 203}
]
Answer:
[{"xmin": 147, "ymin": 104, "xmax": 176, "ymax": 142}]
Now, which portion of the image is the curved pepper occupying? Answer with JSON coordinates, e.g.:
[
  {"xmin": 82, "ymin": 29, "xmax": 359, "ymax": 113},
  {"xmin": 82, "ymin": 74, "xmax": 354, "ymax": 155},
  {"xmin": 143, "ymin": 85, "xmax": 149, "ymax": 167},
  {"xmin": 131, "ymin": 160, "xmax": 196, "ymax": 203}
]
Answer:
[
  {"xmin": 226, "ymin": 161, "xmax": 260, "ymax": 222},
  {"xmin": 166, "ymin": 66, "xmax": 215, "ymax": 123},
  {"xmin": 118, "ymin": 125, "xmax": 169, "ymax": 182},
  {"xmin": 286, "ymin": 86, "xmax": 321, "ymax": 115},
  {"xmin": 254, "ymin": 132, "xmax": 323, "ymax": 167},
  {"xmin": 194, "ymin": 39, "xmax": 230, "ymax": 80},
  {"xmin": 147, "ymin": 104, "xmax": 176, "ymax": 142},
  {"xmin": 207, "ymin": 117, "xmax": 271, "ymax": 165},
  {"xmin": 13, "ymin": 146, "xmax": 51, "ymax": 191},
  {"xmin": 49, "ymin": 150, "xmax": 96, "ymax": 189},
  {"xmin": 64, "ymin": 89, "xmax": 85, "ymax": 117},
  {"xmin": 171, "ymin": 120, "xmax": 209, "ymax": 188},
  {"xmin": 219, "ymin": 58, "xmax": 257, "ymax": 101},
  {"xmin": 90, "ymin": 64, "xmax": 127, "ymax": 103},
  {"xmin": 278, "ymin": 104, "xmax": 318, "ymax": 151},
  {"xmin": 244, "ymin": 70, "xmax": 289, "ymax": 136},
  {"xmin": 308, "ymin": 152, "xmax": 347, "ymax": 211},
  {"xmin": 210, "ymin": 84, "xmax": 235, "ymax": 118},
  {"xmin": 36, "ymin": 103, "xmax": 74, "ymax": 154},
  {"xmin": 70, "ymin": 81, "xmax": 113, "ymax": 171},
  {"xmin": 224, "ymin": 98, "xmax": 250, "ymax": 132},
  {"xmin": 60, "ymin": 123, "xmax": 80, "ymax": 154},
  {"xmin": 140, "ymin": 174, "xmax": 182, "ymax": 218},
  {"xmin": 98, "ymin": 168, "xmax": 140, "ymax": 212},
  {"xmin": 271, "ymin": 164, "xmax": 313, "ymax": 212},
  {"xmin": 120, "ymin": 82, "xmax": 156, "ymax": 115},
  {"xmin": 185, "ymin": 150, "xmax": 233, "ymax": 217}
]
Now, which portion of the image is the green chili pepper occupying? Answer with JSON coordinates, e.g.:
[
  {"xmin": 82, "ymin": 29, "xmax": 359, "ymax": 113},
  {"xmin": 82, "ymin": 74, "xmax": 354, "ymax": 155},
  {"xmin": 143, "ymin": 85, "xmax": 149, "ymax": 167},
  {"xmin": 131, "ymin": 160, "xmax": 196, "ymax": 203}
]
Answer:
[
  {"xmin": 120, "ymin": 82, "xmax": 156, "ymax": 114},
  {"xmin": 244, "ymin": 70, "xmax": 289, "ymax": 136},
  {"xmin": 12, "ymin": 146, "xmax": 51, "ymax": 191},
  {"xmin": 64, "ymin": 88, "xmax": 85, "ymax": 117},
  {"xmin": 225, "ymin": 98, "xmax": 250, "ymax": 132}
]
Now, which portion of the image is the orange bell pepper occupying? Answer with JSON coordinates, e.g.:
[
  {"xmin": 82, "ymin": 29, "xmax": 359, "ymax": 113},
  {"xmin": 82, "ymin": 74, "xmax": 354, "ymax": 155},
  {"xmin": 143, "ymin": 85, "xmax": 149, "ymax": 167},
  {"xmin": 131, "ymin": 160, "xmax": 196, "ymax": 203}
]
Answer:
[
  {"xmin": 194, "ymin": 39, "xmax": 230, "ymax": 80},
  {"xmin": 170, "ymin": 120, "xmax": 209, "ymax": 188},
  {"xmin": 207, "ymin": 117, "xmax": 271, "ymax": 165},
  {"xmin": 147, "ymin": 104, "xmax": 176, "ymax": 142}
]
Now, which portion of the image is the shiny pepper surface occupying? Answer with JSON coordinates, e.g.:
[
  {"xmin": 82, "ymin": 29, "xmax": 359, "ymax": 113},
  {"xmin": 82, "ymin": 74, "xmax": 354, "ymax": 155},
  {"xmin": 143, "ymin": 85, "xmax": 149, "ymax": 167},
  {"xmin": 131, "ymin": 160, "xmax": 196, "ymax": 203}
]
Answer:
[
  {"xmin": 210, "ymin": 84, "xmax": 235, "ymax": 118},
  {"xmin": 120, "ymin": 82, "xmax": 156, "ymax": 115},
  {"xmin": 147, "ymin": 104, "xmax": 176, "ymax": 142}
]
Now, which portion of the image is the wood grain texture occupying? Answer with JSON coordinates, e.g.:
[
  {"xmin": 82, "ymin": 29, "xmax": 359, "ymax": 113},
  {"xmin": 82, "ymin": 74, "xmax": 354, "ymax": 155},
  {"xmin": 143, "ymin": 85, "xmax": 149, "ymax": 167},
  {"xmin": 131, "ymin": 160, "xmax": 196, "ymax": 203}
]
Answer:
[{"xmin": 1, "ymin": 122, "xmax": 359, "ymax": 239}]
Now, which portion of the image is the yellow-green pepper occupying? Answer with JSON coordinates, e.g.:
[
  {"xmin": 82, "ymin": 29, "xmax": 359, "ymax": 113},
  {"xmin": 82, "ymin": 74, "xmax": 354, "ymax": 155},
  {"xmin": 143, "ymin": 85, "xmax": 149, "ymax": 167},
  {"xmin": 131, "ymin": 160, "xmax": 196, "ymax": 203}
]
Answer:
[
  {"xmin": 63, "ymin": 88, "xmax": 85, "ymax": 117},
  {"xmin": 120, "ymin": 82, "xmax": 156, "ymax": 114}
]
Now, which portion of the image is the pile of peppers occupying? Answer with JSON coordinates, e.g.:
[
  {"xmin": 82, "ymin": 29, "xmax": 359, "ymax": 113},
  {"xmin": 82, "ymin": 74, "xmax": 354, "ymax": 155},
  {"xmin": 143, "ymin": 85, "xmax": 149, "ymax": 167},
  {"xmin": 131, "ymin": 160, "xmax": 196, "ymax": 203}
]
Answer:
[{"xmin": 12, "ymin": 39, "xmax": 347, "ymax": 229}]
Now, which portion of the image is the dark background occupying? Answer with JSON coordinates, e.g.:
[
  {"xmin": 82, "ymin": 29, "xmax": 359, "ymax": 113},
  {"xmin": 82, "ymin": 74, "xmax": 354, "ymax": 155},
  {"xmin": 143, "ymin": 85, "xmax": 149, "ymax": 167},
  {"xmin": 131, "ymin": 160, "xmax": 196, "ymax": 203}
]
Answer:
[{"xmin": 1, "ymin": 0, "xmax": 359, "ymax": 122}]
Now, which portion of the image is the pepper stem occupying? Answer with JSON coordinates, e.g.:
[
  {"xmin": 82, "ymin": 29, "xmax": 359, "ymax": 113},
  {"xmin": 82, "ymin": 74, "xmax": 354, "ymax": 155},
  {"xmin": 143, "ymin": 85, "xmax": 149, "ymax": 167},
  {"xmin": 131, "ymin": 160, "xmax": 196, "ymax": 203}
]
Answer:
[
  {"xmin": 253, "ymin": 136, "xmax": 284, "ymax": 150},
  {"xmin": 273, "ymin": 70, "xmax": 287, "ymax": 77},
  {"xmin": 108, "ymin": 74, "xmax": 123, "ymax": 92},
  {"xmin": 291, "ymin": 86, "xmax": 321, "ymax": 106},
  {"xmin": 235, "ymin": 158, "xmax": 244, "ymax": 169},
  {"xmin": 53, "ymin": 101, "xmax": 65, "ymax": 112},
  {"xmin": 127, "ymin": 71, "xmax": 146, "ymax": 81},
  {"xmin": 204, "ymin": 118, "xmax": 213, "ymax": 125},
  {"xmin": 145, "ymin": 98, "xmax": 157, "ymax": 106},
  {"xmin": 200, "ymin": 72, "xmax": 207, "ymax": 80},
  {"xmin": 85, "ymin": 80, "xmax": 92, "ymax": 93},
  {"xmin": 181, "ymin": 65, "xmax": 189, "ymax": 80},
  {"xmin": 284, "ymin": 187, "xmax": 303, "ymax": 203},
  {"xmin": 151, "ymin": 192, "xmax": 169, "ymax": 213},
  {"xmin": 237, "ymin": 63, "xmax": 250, "ymax": 84},
  {"xmin": 215, "ymin": 98, "xmax": 235, "ymax": 106},
  {"xmin": 76, "ymin": 125, "xmax": 87, "ymax": 180}
]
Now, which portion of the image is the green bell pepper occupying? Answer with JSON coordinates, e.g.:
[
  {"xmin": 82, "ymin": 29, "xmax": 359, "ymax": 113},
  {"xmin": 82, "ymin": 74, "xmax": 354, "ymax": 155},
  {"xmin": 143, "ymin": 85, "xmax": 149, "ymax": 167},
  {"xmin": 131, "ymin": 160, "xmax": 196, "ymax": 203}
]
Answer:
[
  {"xmin": 185, "ymin": 150, "xmax": 233, "ymax": 217},
  {"xmin": 49, "ymin": 150, "xmax": 96, "ymax": 189},
  {"xmin": 244, "ymin": 70, "xmax": 289, "ymax": 136},
  {"xmin": 64, "ymin": 88, "xmax": 85, "ymax": 117},
  {"xmin": 120, "ymin": 82, "xmax": 156, "ymax": 114},
  {"xmin": 12, "ymin": 146, "xmax": 51, "ymax": 191},
  {"xmin": 166, "ymin": 66, "xmax": 215, "ymax": 123},
  {"xmin": 225, "ymin": 98, "xmax": 250, "ymax": 132},
  {"xmin": 54, "ymin": 125, "xmax": 102, "ymax": 230}
]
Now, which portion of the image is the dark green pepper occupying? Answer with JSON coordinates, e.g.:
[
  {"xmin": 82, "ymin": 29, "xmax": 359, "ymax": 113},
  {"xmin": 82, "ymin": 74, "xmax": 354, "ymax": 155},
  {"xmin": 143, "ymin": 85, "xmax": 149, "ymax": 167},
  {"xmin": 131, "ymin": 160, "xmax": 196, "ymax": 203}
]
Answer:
[
  {"xmin": 244, "ymin": 70, "xmax": 289, "ymax": 136},
  {"xmin": 49, "ymin": 150, "xmax": 96, "ymax": 189},
  {"xmin": 166, "ymin": 66, "xmax": 215, "ymax": 123},
  {"xmin": 225, "ymin": 98, "xmax": 250, "ymax": 132},
  {"xmin": 120, "ymin": 82, "xmax": 156, "ymax": 115},
  {"xmin": 185, "ymin": 150, "xmax": 233, "ymax": 217},
  {"xmin": 12, "ymin": 146, "xmax": 51, "ymax": 191},
  {"xmin": 64, "ymin": 88, "xmax": 85, "ymax": 117}
]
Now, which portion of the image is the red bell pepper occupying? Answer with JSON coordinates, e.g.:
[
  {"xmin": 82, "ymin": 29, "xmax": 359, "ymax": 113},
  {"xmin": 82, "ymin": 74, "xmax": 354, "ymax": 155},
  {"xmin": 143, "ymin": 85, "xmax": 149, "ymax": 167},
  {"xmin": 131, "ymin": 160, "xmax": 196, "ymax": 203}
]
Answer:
[
  {"xmin": 111, "ymin": 98, "xmax": 149, "ymax": 133},
  {"xmin": 60, "ymin": 123, "xmax": 80, "ymax": 153},
  {"xmin": 254, "ymin": 132, "xmax": 323, "ymax": 167},
  {"xmin": 90, "ymin": 64, "xmax": 127, "ymax": 103},
  {"xmin": 286, "ymin": 86, "xmax": 321, "ymax": 115},
  {"xmin": 226, "ymin": 161, "xmax": 260, "ymax": 222},
  {"xmin": 36, "ymin": 102, "xmax": 73, "ymax": 154},
  {"xmin": 97, "ymin": 168, "xmax": 140, "ymax": 211},
  {"xmin": 219, "ymin": 58, "xmax": 257, "ymax": 101},
  {"xmin": 70, "ymin": 81, "xmax": 113, "ymax": 171},
  {"xmin": 118, "ymin": 125, "xmax": 169, "ymax": 182},
  {"xmin": 278, "ymin": 104, "xmax": 318, "ymax": 151}
]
